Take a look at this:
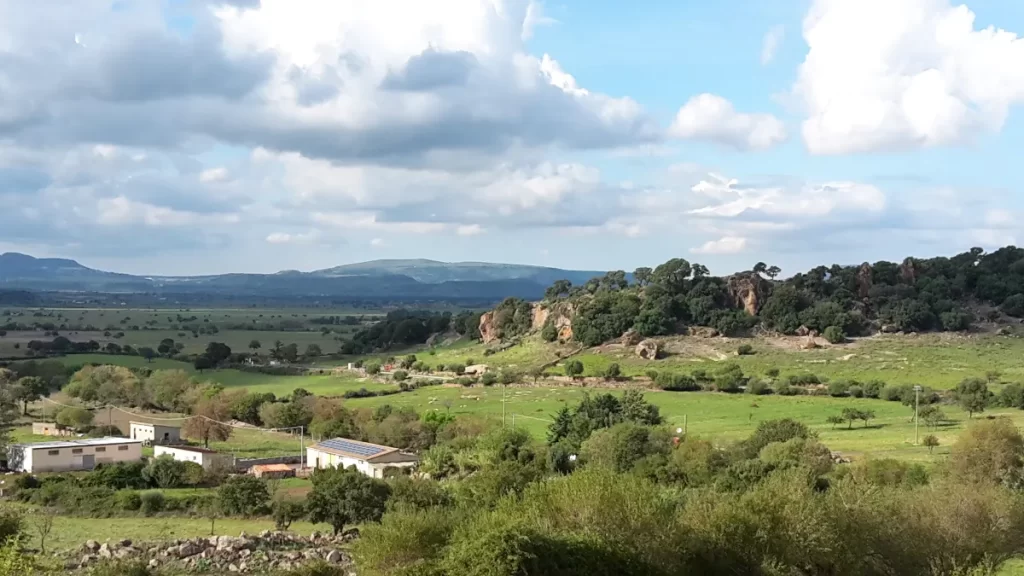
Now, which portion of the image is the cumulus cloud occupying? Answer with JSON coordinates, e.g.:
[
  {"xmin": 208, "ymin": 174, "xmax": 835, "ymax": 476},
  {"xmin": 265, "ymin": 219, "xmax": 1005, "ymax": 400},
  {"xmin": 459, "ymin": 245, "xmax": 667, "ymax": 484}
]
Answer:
[
  {"xmin": 669, "ymin": 94, "xmax": 786, "ymax": 150},
  {"xmin": 692, "ymin": 236, "xmax": 748, "ymax": 255},
  {"xmin": 795, "ymin": 0, "xmax": 1024, "ymax": 154},
  {"xmin": 760, "ymin": 25, "xmax": 784, "ymax": 65}
]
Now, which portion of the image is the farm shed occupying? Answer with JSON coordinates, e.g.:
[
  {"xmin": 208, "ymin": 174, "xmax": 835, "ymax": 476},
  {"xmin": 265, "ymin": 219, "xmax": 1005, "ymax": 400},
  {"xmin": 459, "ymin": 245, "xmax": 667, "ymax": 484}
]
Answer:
[
  {"xmin": 153, "ymin": 445, "xmax": 232, "ymax": 470},
  {"xmin": 129, "ymin": 421, "xmax": 181, "ymax": 444},
  {"xmin": 306, "ymin": 438, "xmax": 419, "ymax": 479},
  {"xmin": 31, "ymin": 422, "xmax": 72, "ymax": 437},
  {"xmin": 7, "ymin": 437, "xmax": 142, "ymax": 473},
  {"xmin": 251, "ymin": 463, "xmax": 295, "ymax": 479}
]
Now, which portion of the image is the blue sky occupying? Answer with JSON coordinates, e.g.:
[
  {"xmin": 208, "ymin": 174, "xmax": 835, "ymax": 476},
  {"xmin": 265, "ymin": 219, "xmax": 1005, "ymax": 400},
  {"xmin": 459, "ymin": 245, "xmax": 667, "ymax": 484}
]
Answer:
[{"xmin": 1, "ymin": 0, "xmax": 1024, "ymax": 277}]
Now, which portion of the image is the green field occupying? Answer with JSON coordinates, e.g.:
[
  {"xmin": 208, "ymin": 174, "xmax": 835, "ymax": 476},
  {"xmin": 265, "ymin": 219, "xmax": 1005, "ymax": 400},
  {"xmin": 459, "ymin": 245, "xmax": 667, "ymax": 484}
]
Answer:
[
  {"xmin": 395, "ymin": 333, "xmax": 1024, "ymax": 390},
  {"xmin": 0, "ymin": 306, "xmax": 381, "ymax": 359},
  {"xmin": 345, "ymin": 384, "xmax": 1024, "ymax": 461}
]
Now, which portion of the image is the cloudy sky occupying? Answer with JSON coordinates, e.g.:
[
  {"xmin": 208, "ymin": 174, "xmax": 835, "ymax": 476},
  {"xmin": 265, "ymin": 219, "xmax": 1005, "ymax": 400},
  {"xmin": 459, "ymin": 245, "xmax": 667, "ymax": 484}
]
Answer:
[{"xmin": 2, "ymin": 0, "xmax": 1024, "ymax": 276}]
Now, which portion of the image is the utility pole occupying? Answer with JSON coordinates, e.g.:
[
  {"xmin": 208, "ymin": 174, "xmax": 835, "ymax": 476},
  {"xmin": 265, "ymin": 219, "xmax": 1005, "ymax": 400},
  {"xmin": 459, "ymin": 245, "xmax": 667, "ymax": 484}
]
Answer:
[
  {"xmin": 299, "ymin": 426, "xmax": 304, "ymax": 469},
  {"xmin": 913, "ymin": 385, "xmax": 922, "ymax": 445},
  {"xmin": 502, "ymin": 383, "xmax": 506, "ymax": 428}
]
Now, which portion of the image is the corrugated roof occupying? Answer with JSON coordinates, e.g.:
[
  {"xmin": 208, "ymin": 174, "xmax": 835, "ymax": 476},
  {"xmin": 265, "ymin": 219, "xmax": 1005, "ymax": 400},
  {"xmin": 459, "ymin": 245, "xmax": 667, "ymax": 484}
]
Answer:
[
  {"xmin": 157, "ymin": 445, "xmax": 219, "ymax": 454},
  {"xmin": 13, "ymin": 437, "xmax": 141, "ymax": 450},
  {"xmin": 309, "ymin": 437, "xmax": 399, "ymax": 462},
  {"xmin": 129, "ymin": 421, "xmax": 180, "ymax": 428}
]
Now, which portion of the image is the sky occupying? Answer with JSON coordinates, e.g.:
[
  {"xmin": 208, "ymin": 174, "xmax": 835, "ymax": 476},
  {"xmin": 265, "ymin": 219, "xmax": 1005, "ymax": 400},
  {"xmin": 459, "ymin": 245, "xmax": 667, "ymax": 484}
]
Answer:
[{"xmin": 2, "ymin": 0, "xmax": 1024, "ymax": 277}]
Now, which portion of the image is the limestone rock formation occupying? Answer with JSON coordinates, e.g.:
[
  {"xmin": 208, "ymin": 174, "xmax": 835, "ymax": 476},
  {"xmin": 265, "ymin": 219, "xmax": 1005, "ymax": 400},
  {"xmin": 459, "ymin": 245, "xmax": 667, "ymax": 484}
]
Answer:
[
  {"xmin": 856, "ymin": 262, "xmax": 873, "ymax": 298},
  {"xmin": 532, "ymin": 302, "xmax": 575, "ymax": 342},
  {"xmin": 620, "ymin": 329, "xmax": 642, "ymax": 346},
  {"xmin": 478, "ymin": 310, "xmax": 499, "ymax": 344},
  {"xmin": 726, "ymin": 272, "xmax": 772, "ymax": 316},
  {"xmin": 899, "ymin": 257, "xmax": 917, "ymax": 284},
  {"xmin": 635, "ymin": 339, "xmax": 659, "ymax": 359},
  {"xmin": 795, "ymin": 325, "xmax": 819, "ymax": 338}
]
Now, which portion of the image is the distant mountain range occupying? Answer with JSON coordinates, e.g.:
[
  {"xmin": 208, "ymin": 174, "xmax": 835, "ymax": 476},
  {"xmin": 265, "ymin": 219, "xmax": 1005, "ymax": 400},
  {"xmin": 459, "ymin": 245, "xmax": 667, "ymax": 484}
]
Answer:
[{"xmin": 0, "ymin": 253, "xmax": 607, "ymax": 302}]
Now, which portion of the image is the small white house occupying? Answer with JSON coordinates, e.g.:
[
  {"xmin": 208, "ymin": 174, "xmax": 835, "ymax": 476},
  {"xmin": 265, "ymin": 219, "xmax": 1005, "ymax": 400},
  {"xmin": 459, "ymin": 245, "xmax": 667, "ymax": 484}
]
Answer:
[
  {"xmin": 129, "ymin": 421, "xmax": 181, "ymax": 444},
  {"xmin": 307, "ymin": 438, "xmax": 419, "ymax": 479},
  {"xmin": 153, "ymin": 445, "xmax": 232, "ymax": 470},
  {"xmin": 7, "ymin": 437, "xmax": 143, "ymax": 473}
]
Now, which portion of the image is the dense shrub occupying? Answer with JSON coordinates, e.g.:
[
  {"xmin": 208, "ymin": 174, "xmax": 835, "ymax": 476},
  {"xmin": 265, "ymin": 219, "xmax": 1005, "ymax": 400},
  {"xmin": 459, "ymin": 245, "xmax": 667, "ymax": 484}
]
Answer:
[
  {"xmin": 823, "ymin": 325, "xmax": 845, "ymax": 344},
  {"xmin": 139, "ymin": 491, "xmax": 165, "ymax": 516},
  {"xmin": 655, "ymin": 372, "xmax": 699, "ymax": 392},
  {"xmin": 737, "ymin": 344, "xmax": 754, "ymax": 356}
]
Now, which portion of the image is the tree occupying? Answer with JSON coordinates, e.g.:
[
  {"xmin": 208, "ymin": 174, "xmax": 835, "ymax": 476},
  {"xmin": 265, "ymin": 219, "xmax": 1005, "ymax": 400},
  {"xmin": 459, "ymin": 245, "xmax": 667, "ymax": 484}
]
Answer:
[
  {"xmin": 32, "ymin": 507, "xmax": 56, "ymax": 554},
  {"xmin": 12, "ymin": 377, "xmax": 45, "ymax": 415},
  {"xmin": 138, "ymin": 347, "xmax": 157, "ymax": 362},
  {"xmin": 307, "ymin": 466, "xmax": 391, "ymax": 535},
  {"xmin": 248, "ymin": 340, "xmax": 261, "ymax": 352},
  {"xmin": 304, "ymin": 344, "xmax": 322, "ymax": 359},
  {"xmin": 823, "ymin": 326, "xmax": 845, "ymax": 344},
  {"xmin": 143, "ymin": 454, "xmax": 190, "ymax": 488},
  {"xmin": 632, "ymin": 267, "xmax": 653, "ymax": 287},
  {"xmin": 826, "ymin": 415, "xmax": 844, "ymax": 429},
  {"xmin": 204, "ymin": 342, "xmax": 232, "ymax": 365},
  {"xmin": 956, "ymin": 377, "xmax": 989, "ymax": 418},
  {"xmin": 950, "ymin": 419, "xmax": 1024, "ymax": 488},
  {"xmin": 183, "ymin": 394, "xmax": 232, "ymax": 447},
  {"xmin": 401, "ymin": 354, "xmax": 417, "ymax": 369},
  {"xmin": 273, "ymin": 500, "xmax": 305, "ymax": 531},
  {"xmin": 365, "ymin": 361, "xmax": 382, "ymax": 375},
  {"xmin": 753, "ymin": 262, "xmax": 767, "ymax": 275},
  {"xmin": 564, "ymin": 360, "xmax": 584, "ymax": 379},
  {"xmin": 766, "ymin": 265, "xmax": 781, "ymax": 280},
  {"xmin": 280, "ymin": 343, "xmax": 299, "ymax": 363},
  {"xmin": 193, "ymin": 355, "xmax": 214, "ymax": 372},
  {"xmin": 604, "ymin": 363, "xmax": 621, "ymax": 381},
  {"xmin": 218, "ymin": 476, "xmax": 270, "ymax": 518},
  {"xmin": 527, "ymin": 366, "xmax": 545, "ymax": 385},
  {"xmin": 919, "ymin": 405, "xmax": 946, "ymax": 429},
  {"xmin": 923, "ymin": 434, "xmax": 939, "ymax": 454},
  {"xmin": 55, "ymin": 406, "xmax": 94, "ymax": 431}
]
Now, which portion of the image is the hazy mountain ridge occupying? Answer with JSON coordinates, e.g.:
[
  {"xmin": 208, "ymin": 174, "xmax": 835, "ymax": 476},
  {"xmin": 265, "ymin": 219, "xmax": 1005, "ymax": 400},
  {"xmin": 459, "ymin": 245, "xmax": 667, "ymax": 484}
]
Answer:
[{"xmin": 0, "ymin": 253, "xmax": 605, "ymax": 301}]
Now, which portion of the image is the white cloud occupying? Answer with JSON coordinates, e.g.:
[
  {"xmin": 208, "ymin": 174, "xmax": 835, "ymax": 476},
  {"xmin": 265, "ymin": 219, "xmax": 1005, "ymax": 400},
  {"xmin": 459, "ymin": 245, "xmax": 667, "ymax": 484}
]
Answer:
[
  {"xmin": 200, "ymin": 167, "xmax": 230, "ymax": 183},
  {"xmin": 688, "ymin": 173, "xmax": 886, "ymax": 219},
  {"xmin": 96, "ymin": 196, "xmax": 240, "ymax": 227},
  {"xmin": 669, "ymin": 94, "xmax": 786, "ymax": 150},
  {"xmin": 370, "ymin": 237, "xmax": 384, "ymax": 246},
  {"xmin": 795, "ymin": 0, "xmax": 1024, "ymax": 154},
  {"xmin": 691, "ymin": 236, "xmax": 748, "ymax": 255},
  {"xmin": 265, "ymin": 231, "xmax": 318, "ymax": 244},
  {"xmin": 760, "ymin": 25, "xmax": 784, "ymax": 65},
  {"xmin": 456, "ymin": 224, "xmax": 485, "ymax": 236}
]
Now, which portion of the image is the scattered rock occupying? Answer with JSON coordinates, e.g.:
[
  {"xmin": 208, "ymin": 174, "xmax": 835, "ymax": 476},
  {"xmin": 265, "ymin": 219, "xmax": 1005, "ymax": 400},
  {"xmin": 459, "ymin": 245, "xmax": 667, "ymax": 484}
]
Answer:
[
  {"xmin": 880, "ymin": 324, "xmax": 899, "ymax": 334},
  {"xmin": 801, "ymin": 336, "xmax": 820, "ymax": 350},
  {"xmin": 635, "ymin": 340, "xmax": 659, "ymax": 360},
  {"xmin": 687, "ymin": 326, "xmax": 719, "ymax": 338},
  {"xmin": 326, "ymin": 550, "xmax": 344, "ymax": 564},
  {"xmin": 84, "ymin": 540, "xmax": 99, "ymax": 553}
]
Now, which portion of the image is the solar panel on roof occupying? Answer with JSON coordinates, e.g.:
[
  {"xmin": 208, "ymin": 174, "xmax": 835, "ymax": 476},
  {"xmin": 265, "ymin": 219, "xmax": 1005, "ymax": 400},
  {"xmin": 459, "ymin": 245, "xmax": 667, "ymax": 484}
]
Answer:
[{"xmin": 320, "ymin": 438, "xmax": 387, "ymax": 458}]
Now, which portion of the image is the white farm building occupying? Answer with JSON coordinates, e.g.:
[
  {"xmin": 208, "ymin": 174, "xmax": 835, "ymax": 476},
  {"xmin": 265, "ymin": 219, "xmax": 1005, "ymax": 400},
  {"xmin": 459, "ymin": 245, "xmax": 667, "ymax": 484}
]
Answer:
[
  {"xmin": 153, "ymin": 445, "xmax": 232, "ymax": 470},
  {"xmin": 7, "ymin": 437, "xmax": 143, "ymax": 473},
  {"xmin": 129, "ymin": 421, "xmax": 181, "ymax": 444},
  {"xmin": 306, "ymin": 438, "xmax": 419, "ymax": 479}
]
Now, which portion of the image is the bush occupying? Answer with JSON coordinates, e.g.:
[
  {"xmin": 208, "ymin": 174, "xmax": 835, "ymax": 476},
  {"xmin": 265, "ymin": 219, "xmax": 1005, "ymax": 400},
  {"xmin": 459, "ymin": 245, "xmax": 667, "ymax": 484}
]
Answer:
[
  {"xmin": 823, "ymin": 325, "xmax": 845, "ymax": 344},
  {"xmin": 391, "ymin": 370, "xmax": 408, "ymax": 382},
  {"xmin": 737, "ymin": 344, "xmax": 754, "ymax": 356},
  {"xmin": 218, "ymin": 476, "xmax": 270, "ymax": 518},
  {"xmin": 273, "ymin": 500, "xmax": 306, "ymax": 531},
  {"xmin": 828, "ymin": 380, "xmax": 851, "ymax": 397},
  {"xmin": 787, "ymin": 373, "xmax": 820, "ymax": 386},
  {"xmin": 0, "ymin": 508, "xmax": 21, "ymax": 543},
  {"xmin": 645, "ymin": 370, "xmax": 659, "ymax": 381},
  {"xmin": 655, "ymin": 372, "xmax": 699, "ymax": 392},
  {"xmin": 848, "ymin": 385, "xmax": 864, "ymax": 398},
  {"xmin": 365, "ymin": 362, "xmax": 382, "ymax": 375},
  {"xmin": 114, "ymin": 490, "xmax": 142, "ymax": 511},
  {"xmin": 745, "ymin": 380, "xmax": 771, "ymax": 395},
  {"xmin": 862, "ymin": 380, "xmax": 885, "ymax": 399},
  {"xmin": 480, "ymin": 372, "xmax": 498, "ymax": 386},
  {"xmin": 139, "ymin": 491, "xmax": 165, "ymax": 516},
  {"xmin": 774, "ymin": 382, "xmax": 803, "ymax": 396}
]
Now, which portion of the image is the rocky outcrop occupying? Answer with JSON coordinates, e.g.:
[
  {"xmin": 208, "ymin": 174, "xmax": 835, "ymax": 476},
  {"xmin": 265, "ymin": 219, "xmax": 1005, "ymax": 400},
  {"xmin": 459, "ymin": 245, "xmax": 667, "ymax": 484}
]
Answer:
[
  {"xmin": 726, "ymin": 272, "xmax": 772, "ymax": 316},
  {"xmin": 795, "ymin": 325, "xmax": 819, "ymax": 337},
  {"xmin": 899, "ymin": 257, "xmax": 917, "ymax": 284},
  {"xmin": 479, "ymin": 310, "xmax": 499, "ymax": 344},
  {"xmin": 533, "ymin": 302, "xmax": 575, "ymax": 342},
  {"xmin": 635, "ymin": 340, "xmax": 659, "ymax": 359},
  {"xmin": 70, "ymin": 530, "xmax": 355, "ymax": 574},
  {"xmin": 856, "ymin": 262, "xmax": 873, "ymax": 298},
  {"xmin": 620, "ymin": 329, "xmax": 642, "ymax": 346}
]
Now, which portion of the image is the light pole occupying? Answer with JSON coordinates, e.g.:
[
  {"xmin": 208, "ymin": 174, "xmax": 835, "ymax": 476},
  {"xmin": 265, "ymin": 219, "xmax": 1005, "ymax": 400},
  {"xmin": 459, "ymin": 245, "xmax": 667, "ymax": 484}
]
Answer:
[{"xmin": 913, "ymin": 385, "xmax": 922, "ymax": 445}]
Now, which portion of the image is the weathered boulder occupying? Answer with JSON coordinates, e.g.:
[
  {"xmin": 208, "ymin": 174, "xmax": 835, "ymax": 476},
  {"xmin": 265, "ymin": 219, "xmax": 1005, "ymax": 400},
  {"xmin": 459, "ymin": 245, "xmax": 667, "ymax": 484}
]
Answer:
[
  {"xmin": 84, "ymin": 540, "xmax": 99, "ymax": 553},
  {"xmin": 880, "ymin": 324, "xmax": 899, "ymax": 334},
  {"xmin": 478, "ymin": 311, "xmax": 499, "ymax": 344},
  {"xmin": 620, "ymin": 329, "xmax": 642, "ymax": 346},
  {"xmin": 899, "ymin": 257, "xmax": 917, "ymax": 284},
  {"xmin": 801, "ymin": 336, "xmax": 820, "ymax": 350},
  {"xmin": 177, "ymin": 541, "xmax": 202, "ymax": 558},
  {"xmin": 635, "ymin": 340, "xmax": 659, "ymax": 360},
  {"xmin": 726, "ymin": 272, "xmax": 772, "ymax": 316},
  {"xmin": 795, "ymin": 325, "xmax": 819, "ymax": 338}
]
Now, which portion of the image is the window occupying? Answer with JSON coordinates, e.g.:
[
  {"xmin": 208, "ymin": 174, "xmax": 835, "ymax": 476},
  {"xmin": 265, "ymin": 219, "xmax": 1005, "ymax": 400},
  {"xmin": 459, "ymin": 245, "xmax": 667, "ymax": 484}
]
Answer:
[
  {"xmin": 118, "ymin": 446, "xmax": 129, "ymax": 451},
  {"xmin": 47, "ymin": 450, "xmax": 59, "ymax": 456},
  {"xmin": 95, "ymin": 447, "xmax": 106, "ymax": 453},
  {"xmin": 71, "ymin": 448, "xmax": 83, "ymax": 454}
]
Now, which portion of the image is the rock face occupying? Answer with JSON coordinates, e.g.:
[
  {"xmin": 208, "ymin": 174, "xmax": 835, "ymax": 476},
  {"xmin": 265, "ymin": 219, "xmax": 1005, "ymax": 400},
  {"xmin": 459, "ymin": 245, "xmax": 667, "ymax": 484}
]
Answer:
[
  {"xmin": 856, "ymin": 262, "xmax": 873, "ymax": 298},
  {"xmin": 635, "ymin": 340, "xmax": 659, "ymax": 360},
  {"xmin": 726, "ymin": 272, "xmax": 772, "ymax": 316},
  {"xmin": 479, "ymin": 310, "xmax": 499, "ymax": 344},
  {"xmin": 899, "ymin": 257, "xmax": 917, "ymax": 284},
  {"xmin": 620, "ymin": 329, "xmax": 642, "ymax": 346},
  {"xmin": 69, "ymin": 531, "xmax": 354, "ymax": 574},
  {"xmin": 533, "ymin": 302, "xmax": 574, "ymax": 342},
  {"xmin": 795, "ymin": 325, "xmax": 819, "ymax": 338}
]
